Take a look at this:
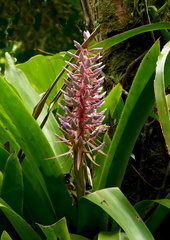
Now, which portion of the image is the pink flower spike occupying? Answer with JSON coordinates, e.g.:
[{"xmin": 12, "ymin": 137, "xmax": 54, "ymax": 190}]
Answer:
[{"xmin": 55, "ymin": 40, "xmax": 106, "ymax": 198}]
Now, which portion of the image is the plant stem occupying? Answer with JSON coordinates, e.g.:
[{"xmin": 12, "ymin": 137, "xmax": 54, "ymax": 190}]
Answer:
[{"xmin": 73, "ymin": 146, "xmax": 86, "ymax": 199}]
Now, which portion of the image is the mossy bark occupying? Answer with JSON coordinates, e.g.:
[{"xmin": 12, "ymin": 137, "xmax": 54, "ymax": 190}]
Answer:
[{"xmin": 80, "ymin": 0, "xmax": 155, "ymax": 92}]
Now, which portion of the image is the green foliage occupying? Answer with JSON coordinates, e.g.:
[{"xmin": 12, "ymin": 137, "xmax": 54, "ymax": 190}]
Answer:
[
  {"xmin": 91, "ymin": 23, "xmax": 170, "ymax": 51},
  {"xmin": 0, "ymin": 198, "xmax": 40, "ymax": 240},
  {"xmin": 1, "ymin": 231, "xmax": 12, "ymax": 240},
  {"xmin": 37, "ymin": 218, "xmax": 71, "ymax": 240},
  {"xmin": 0, "ymin": 0, "xmax": 83, "ymax": 73},
  {"xmin": 1, "ymin": 152, "xmax": 23, "ymax": 216},
  {"xmin": 154, "ymin": 41, "xmax": 170, "ymax": 153},
  {"xmin": 82, "ymin": 188, "xmax": 154, "ymax": 240},
  {"xmin": 94, "ymin": 40, "xmax": 160, "ymax": 189},
  {"xmin": 0, "ymin": 22, "xmax": 170, "ymax": 239}
]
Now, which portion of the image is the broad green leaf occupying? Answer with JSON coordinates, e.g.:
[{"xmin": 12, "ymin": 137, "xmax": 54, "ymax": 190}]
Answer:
[
  {"xmin": 5, "ymin": 53, "xmax": 69, "ymax": 164},
  {"xmin": 154, "ymin": 41, "xmax": 170, "ymax": 153},
  {"xmin": 0, "ymin": 75, "xmax": 77, "ymax": 226},
  {"xmin": 4, "ymin": 53, "xmax": 77, "ymax": 225},
  {"xmin": 91, "ymin": 23, "xmax": 170, "ymax": 51},
  {"xmin": 0, "ymin": 122, "xmax": 19, "ymax": 154},
  {"xmin": 17, "ymin": 54, "xmax": 66, "ymax": 105},
  {"xmin": 0, "ymin": 231, "xmax": 12, "ymax": 240},
  {"xmin": 98, "ymin": 83, "xmax": 122, "ymax": 123},
  {"xmin": 0, "ymin": 147, "xmax": 9, "ymax": 173},
  {"xmin": 135, "ymin": 196, "xmax": 170, "ymax": 218},
  {"xmin": 22, "ymin": 159, "xmax": 57, "ymax": 225},
  {"xmin": 0, "ymin": 107, "xmax": 57, "ymax": 224},
  {"xmin": 0, "ymin": 105, "xmax": 22, "ymax": 153},
  {"xmin": 95, "ymin": 40, "xmax": 160, "ymax": 189},
  {"xmin": 135, "ymin": 192, "xmax": 170, "ymax": 233},
  {"xmin": 1, "ymin": 152, "xmax": 23, "ymax": 216},
  {"xmin": 70, "ymin": 233, "xmax": 90, "ymax": 240},
  {"xmin": 93, "ymin": 133, "xmax": 111, "ymax": 189},
  {"xmin": 0, "ymin": 198, "xmax": 40, "ymax": 240},
  {"xmin": 113, "ymin": 97, "xmax": 124, "ymax": 120},
  {"xmin": 0, "ymin": 172, "xmax": 3, "ymax": 194},
  {"xmin": 78, "ymin": 197, "xmax": 109, "ymax": 238},
  {"xmin": 120, "ymin": 233, "xmax": 129, "ymax": 240},
  {"xmin": 146, "ymin": 200, "xmax": 170, "ymax": 234},
  {"xmin": 97, "ymin": 230, "xmax": 121, "ymax": 240},
  {"xmin": 38, "ymin": 218, "xmax": 71, "ymax": 240},
  {"xmin": 83, "ymin": 188, "xmax": 154, "ymax": 240}
]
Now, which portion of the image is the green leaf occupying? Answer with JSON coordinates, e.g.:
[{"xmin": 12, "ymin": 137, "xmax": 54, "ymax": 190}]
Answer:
[
  {"xmin": 0, "ymin": 105, "xmax": 22, "ymax": 153},
  {"xmin": 0, "ymin": 147, "xmax": 10, "ymax": 173},
  {"xmin": 1, "ymin": 152, "xmax": 23, "ymax": 216},
  {"xmin": 0, "ymin": 172, "xmax": 3, "ymax": 194},
  {"xmin": 0, "ymin": 231, "xmax": 12, "ymax": 240},
  {"xmin": 93, "ymin": 133, "xmax": 111, "ymax": 189},
  {"xmin": 166, "ymin": 94, "xmax": 170, "ymax": 110},
  {"xmin": 0, "ymin": 75, "xmax": 77, "ymax": 226},
  {"xmin": 0, "ymin": 198, "xmax": 40, "ymax": 240},
  {"xmin": 22, "ymin": 158, "xmax": 57, "ymax": 224},
  {"xmin": 97, "ymin": 230, "xmax": 121, "ymax": 240},
  {"xmin": 70, "ymin": 233, "xmax": 90, "ymax": 240},
  {"xmin": 91, "ymin": 23, "xmax": 170, "ymax": 51},
  {"xmin": 5, "ymin": 53, "xmax": 70, "ymax": 171},
  {"xmin": 95, "ymin": 40, "xmax": 160, "ymax": 189},
  {"xmin": 135, "ymin": 192, "xmax": 170, "ymax": 234},
  {"xmin": 98, "ymin": 83, "xmax": 122, "ymax": 123},
  {"xmin": 154, "ymin": 41, "xmax": 170, "ymax": 153},
  {"xmin": 84, "ymin": 188, "xmax": 154, "ymax": 240},
  {"xmin": 135, "ymin": 196, "xmax": 170, "ymax": 218},
  {"xmin": 0, "ymin": 105, "xmax": 57, "ymax": 224},
  {"xmin": 0, "ymin": 122, "xmax": 19, "ymax": 154},
  {"xmin": 17, "ymin": 54, "xmax": 66, "ymax": 105},
  {"xmin": 38, "ymin": 218, "xmax": 71, "ymax": 240},
  {"xmin": 78, "ymin": 197, "xmax": 109, "ymax": 238}
]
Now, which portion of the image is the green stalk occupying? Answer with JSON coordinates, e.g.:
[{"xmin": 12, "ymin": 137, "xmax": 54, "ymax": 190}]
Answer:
[{"xmin": 73, "ymin": 147, "xmax": 86, "ymax": 199}]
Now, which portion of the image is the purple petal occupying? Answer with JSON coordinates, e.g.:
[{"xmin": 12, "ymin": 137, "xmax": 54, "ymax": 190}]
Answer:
[
  {"xmin": 65, "ymin": 61, "xmax": 78, "ymax": 71},
  {"xmin": 89, "ymin": 47, "xmax": 103, "ymax": 52},
  {"xmin": 67, "ymin": 51, "xmax": 79, "ymax": 59},
  {"xmin": 90, "ymin": 62, "xmax": 103, "ymax": 69},
  {"xmin": 74, "ymin": 40, "xmax": 82, "ymax": 49},
  {"xmin": 63, "ymin": 77, "xmax": 73, "ymax": 87},
  {"xmin": 91, "ymin": 142, "xmax": 105, "ymax": 152}
]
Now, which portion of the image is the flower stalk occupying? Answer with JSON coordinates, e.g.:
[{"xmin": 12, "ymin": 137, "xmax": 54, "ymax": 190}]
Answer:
[{"xmin": 57, "ymin": 40, "xmax": 106, "ymax": 199}]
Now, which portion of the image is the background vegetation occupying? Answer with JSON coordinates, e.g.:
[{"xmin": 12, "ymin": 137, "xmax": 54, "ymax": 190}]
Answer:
[{"xmin": 0, "ymin": 0, "xmax": 83, "ymax": 70}]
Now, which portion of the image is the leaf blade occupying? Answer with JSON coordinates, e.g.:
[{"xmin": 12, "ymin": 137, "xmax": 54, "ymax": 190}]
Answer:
[
  {"xmin": 154, "ymin": 41, "xmax": 170, "ymax": 153},
  {"xmin": 95, "ymin": 40, "xmax": 160, "ymax": 189},
  {"xmin": 91, "ymin": 23, "xmax": 170, "ymax": 51},
  {"xmin": 0, "ymin": 198, "xmax": 41, "ymax": 240},
  {"xmin": 1, "ymin": 152, "xmax": 24, "ymax": 216},
  {"xmin": 84, "ymin": 188, "xmax": 154, "ymax": 240}
]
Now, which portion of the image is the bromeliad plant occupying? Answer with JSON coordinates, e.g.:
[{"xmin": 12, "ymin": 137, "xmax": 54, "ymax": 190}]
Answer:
[
  {"xmin": 56, "ymin": 40, "xmax": 106, "ymax": 198},
  {"xmin": 0, "ymin": 23, "xmax": 170, "ymax": 240}
]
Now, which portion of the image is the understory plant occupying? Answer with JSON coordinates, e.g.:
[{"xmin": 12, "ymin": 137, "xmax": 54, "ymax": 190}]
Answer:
[{"xmin": 0, "ymin": 23, "xmax": 170, "ymax": 240}]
